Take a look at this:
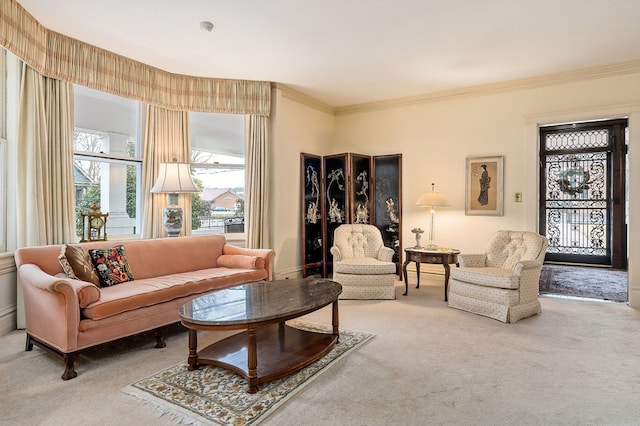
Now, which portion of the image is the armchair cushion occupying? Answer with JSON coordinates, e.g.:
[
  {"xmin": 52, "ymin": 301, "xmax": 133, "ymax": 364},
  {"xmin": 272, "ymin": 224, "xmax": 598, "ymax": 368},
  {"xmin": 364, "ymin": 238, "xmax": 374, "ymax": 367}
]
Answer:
[
  {"xmin": 450, "ymin": 267, "xmax": 520, "ymax": 289},
  {"xmin": 333, "ymin": 257, "xmax": 397, "ymax": 275}
]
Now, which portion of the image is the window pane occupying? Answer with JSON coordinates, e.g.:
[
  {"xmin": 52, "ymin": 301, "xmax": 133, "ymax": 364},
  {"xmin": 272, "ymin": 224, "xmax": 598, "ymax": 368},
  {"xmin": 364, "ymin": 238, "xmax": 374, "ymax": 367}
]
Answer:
[
  {"xmin": 74, "ymin": 85, "xmax": 141, "ymax": 239},
  {"xmin": 74, "ymin": 157, "xmax": 140, "ymax": 238},
  {"xmin": 190, "ymin": 112, "xmax": 245, "ymax": 235}
]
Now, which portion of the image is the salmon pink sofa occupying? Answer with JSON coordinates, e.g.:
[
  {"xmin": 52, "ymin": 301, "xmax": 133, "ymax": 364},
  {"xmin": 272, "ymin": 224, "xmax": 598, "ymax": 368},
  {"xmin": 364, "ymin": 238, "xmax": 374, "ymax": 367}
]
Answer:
[{"xmin": 14, "ymin": 235, "xmax": 275, "ymax": 380}]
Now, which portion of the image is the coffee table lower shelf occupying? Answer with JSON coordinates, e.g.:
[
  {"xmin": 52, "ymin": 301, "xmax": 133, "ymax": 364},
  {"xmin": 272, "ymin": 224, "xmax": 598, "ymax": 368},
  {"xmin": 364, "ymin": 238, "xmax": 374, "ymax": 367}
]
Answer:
[{"xmin": 188, "ymin": 323, "xmax": 338, "ymax": 393}]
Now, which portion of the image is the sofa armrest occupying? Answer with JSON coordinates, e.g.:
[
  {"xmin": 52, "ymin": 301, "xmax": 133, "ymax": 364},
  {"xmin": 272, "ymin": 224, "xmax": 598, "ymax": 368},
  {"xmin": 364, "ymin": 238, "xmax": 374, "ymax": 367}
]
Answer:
[
  {"xmin": 222, "ymin": 245, "xmax": 276, "ymax": 281},
  {"xmin": 19, "ymin": 264, "xmax": 97, "ymax": 352},
  {"xmin": 330, "ymin": 246, "xmax": 342, "ymax": 262},
  {"xmin": 458, "ymin": 254, "xmax": 486, "ymax": 268},
  {"xmin": 377, "ymin": 246, "xmax": 394, "ymax": 262}
]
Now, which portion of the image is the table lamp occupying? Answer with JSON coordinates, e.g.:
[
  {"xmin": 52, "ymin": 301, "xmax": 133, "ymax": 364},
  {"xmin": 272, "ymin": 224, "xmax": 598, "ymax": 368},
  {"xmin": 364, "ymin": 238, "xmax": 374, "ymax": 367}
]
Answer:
[
  {"xmin": 416, "ymin": 183, "xmax": 449, "ymax": 250},
  {"xmin": 151, "ymin": 159, "xmax": 198, "ymax": 237}
]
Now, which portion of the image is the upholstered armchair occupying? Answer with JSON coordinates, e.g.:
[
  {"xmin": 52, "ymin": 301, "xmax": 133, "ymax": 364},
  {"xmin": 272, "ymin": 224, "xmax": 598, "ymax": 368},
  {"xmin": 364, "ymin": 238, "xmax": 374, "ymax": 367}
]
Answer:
[
  {"xmin": 330, "ymin": 224, "xmax": 397, "ymax": 299},
  {"xmin": 448, "ymin": 230, "xmax": 549, "ymax": 323}
]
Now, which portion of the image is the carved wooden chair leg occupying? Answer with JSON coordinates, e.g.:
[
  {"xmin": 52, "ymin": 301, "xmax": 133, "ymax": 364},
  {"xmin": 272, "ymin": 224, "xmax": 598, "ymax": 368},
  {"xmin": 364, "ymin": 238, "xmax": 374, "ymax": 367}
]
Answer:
[
  {"xmin": 62, "ymin": 353, "xmax": 78, "ymax": 380},
  {"xmin": 25, "ymin": 334, "xmax": 33, "ymax": 351},
  {"xmin": 154, "ymin": 329, "xmax": 166, "ymax": 348}
]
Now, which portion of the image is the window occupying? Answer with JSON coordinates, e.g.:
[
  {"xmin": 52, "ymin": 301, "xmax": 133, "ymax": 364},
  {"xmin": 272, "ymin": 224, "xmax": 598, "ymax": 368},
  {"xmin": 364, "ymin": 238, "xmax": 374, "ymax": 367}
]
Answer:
[
  {"xmin": 0, "ymin": 48, "xmax": 6, "ymax": 250},
  {"xmin": 190, "ymin": 112, "xmax": 245, "ymax": 235},
  {"xmin": 73, "ymin": 85, "xmax": 142, "ymax": 239}
]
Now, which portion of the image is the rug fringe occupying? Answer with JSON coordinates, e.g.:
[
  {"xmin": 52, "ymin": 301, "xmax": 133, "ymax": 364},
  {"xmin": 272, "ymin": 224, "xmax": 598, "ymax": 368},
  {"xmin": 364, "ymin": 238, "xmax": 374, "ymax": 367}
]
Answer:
[{"xmin": 123, "ymin": 385, "xmax": 204, "ymax": 425}]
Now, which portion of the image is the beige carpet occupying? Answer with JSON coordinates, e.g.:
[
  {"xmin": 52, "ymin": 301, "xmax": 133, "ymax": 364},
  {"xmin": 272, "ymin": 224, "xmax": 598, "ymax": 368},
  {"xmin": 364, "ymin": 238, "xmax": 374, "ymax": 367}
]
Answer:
[{"xmin": 1, "ymin": 278, "xmax": 640, "ymax": 425}]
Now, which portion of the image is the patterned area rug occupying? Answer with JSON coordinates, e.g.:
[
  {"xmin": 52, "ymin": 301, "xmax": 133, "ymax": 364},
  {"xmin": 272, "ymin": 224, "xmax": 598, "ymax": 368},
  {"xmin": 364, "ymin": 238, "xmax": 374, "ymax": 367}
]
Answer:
[
  {"xmin": 539, "ymin": 264, "xmax": 628, "ymax": 302},
  {"xmin": 123, "ymin": 321, "xmax": 374, "ymax": 425}
]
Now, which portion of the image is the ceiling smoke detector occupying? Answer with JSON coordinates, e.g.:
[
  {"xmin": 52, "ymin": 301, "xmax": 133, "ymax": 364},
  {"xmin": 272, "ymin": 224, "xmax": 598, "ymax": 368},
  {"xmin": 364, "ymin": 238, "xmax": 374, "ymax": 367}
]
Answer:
[{"xmin": 200, "ymin": 21, "xmax": 214, "ymax": 32}]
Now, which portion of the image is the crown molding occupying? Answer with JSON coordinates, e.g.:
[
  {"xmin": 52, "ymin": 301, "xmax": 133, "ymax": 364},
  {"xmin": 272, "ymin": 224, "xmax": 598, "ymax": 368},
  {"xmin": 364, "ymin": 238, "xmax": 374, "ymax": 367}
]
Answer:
[
  {"xmin": 274, "ymin": 83, "xmax": 335, "ymax": 115},
  {"xmin": 335, "ymin": 60, "xmax": 640, "ymax": 115}
]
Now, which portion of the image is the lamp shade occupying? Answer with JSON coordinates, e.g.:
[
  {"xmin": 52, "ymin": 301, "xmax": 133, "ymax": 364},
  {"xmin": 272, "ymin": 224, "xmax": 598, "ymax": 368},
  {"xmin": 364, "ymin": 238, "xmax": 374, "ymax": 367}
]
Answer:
[
  {"xmin": 416, "ymin": 186, "xmax": 449, "ymax": 207},
  {"xmin": 151, "ymin": 162, "xmax": 198, "ymax": 193}
]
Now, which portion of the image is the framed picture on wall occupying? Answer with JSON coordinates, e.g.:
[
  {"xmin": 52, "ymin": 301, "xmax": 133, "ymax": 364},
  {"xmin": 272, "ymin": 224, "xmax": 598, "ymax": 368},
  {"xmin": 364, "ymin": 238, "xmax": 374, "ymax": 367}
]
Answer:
[{"xmin": 465, "ymin": 156, "xmax": 504, "ymax": 216}]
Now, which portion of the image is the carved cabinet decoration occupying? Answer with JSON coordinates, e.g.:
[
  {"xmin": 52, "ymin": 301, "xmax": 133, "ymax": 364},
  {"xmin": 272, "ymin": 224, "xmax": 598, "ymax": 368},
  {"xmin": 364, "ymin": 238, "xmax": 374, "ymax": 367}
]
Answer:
[
  {"xmin": 301, "ymin": 152, "xmax": 401, "ymax": 278},
  {"xmin": 301, "ymin": 153, "xmax": 324, "ymax": 277},
  {"xmin": 373, "ymin": 155, "xmax": 403, "ymax": 271}
]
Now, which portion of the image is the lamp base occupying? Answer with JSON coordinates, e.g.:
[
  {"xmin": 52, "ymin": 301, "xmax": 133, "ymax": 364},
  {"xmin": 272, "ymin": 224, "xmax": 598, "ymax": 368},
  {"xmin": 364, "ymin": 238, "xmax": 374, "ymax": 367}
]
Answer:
[{"xmin": 163, "ymin": 206, "xmax": 183, "ymax": 237}]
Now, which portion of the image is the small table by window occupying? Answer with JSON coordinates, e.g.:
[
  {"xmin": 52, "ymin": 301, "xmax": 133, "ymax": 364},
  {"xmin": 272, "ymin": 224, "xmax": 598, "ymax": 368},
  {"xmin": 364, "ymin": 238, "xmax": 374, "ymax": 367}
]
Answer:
[{"xmin": 402, "ymin": 248, "xmax": 460, "ymax": 300}]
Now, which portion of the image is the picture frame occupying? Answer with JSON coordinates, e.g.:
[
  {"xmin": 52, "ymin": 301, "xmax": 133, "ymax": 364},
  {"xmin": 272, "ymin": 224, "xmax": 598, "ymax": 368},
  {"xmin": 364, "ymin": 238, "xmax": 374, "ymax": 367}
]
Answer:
[{"xmin": 465, "ymin": 156, "xmax": 504, "ymax": 216}]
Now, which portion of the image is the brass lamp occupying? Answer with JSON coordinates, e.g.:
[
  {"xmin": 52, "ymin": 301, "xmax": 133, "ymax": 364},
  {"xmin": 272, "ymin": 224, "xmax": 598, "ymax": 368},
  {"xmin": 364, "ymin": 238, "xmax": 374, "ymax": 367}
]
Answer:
[
  {"xmin": 416, "ymin": 183, "xmax": 449, "ymax": 250},
  {"xmin": 151, "ymin": 159, "xmax": 198, "ymax": 237}
]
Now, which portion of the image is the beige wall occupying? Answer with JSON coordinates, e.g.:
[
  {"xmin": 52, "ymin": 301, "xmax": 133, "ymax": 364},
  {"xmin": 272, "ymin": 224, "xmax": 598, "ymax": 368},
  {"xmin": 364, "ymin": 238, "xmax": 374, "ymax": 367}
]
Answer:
[
  {"xmin": 269, "ymin": 88, "xmax": 336, "ymax": 278},
  {"xmin": 271, "ymin": 73, "xmax": 640, "ymax": 308}
]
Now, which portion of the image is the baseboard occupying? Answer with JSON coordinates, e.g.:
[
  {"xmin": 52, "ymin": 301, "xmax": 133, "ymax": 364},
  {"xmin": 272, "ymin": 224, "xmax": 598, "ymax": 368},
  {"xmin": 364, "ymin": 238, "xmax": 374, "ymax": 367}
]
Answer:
[{"xmin": 0, "ymin": 304, "xmax": 17, "ymax": 336}]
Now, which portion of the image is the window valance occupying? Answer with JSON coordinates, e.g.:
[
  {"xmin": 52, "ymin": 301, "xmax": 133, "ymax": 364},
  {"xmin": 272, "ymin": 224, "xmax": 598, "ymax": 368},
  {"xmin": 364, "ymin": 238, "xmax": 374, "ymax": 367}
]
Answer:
[{"xmin": 0, "ymin": 0, "xmax": 271, "ymax": 115}]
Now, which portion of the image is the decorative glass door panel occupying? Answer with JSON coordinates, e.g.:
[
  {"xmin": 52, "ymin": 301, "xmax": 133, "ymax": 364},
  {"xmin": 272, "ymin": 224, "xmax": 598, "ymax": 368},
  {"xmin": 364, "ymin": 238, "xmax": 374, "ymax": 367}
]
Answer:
[{"xmin": 540, "ymin": 120, "xmax": 627, "ymax": 267}]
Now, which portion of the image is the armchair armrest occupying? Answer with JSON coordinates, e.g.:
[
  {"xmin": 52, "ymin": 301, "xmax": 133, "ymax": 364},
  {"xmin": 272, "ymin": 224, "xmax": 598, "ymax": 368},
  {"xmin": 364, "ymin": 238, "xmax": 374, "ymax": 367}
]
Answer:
[
  {"xmin": 330, "ymin": 246, "xmax": 342, "ymax": 261},
  {"xmin": 377, "ymin": 246, "xmax": 395, "ymax": 262},
  {"xmin": 458, "ymin": 254, "xmax": 486, "ymax": 268},
  {"xmin": 513, "ymin": 260, "xmax": 543, "ymax": 276},
  {"xmin": 222, "ymin": 245, "xmax": 276, "ymax": 281}
]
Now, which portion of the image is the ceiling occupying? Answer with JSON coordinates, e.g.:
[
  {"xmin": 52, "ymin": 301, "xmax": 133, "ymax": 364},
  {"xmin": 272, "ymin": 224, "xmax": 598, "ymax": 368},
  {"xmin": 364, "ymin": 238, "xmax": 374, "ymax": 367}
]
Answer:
[{"xmin": 16, "ymin": 0, "xmax": 640, "ymax": 107}]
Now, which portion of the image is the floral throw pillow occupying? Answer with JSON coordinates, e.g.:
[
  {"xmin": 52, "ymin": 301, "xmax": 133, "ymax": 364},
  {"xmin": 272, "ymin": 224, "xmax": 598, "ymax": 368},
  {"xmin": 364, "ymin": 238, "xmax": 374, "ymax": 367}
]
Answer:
[{"xmin": 88, "ymin": 245, "xmax": 135, "ymax": 287}]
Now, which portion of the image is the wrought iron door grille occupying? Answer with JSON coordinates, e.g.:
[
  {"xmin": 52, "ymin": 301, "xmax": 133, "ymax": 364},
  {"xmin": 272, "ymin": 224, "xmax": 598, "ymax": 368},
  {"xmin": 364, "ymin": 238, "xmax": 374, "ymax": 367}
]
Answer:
[{"xmin": 542, "ymin": 130, "xmax": 610, "ymax": 261}]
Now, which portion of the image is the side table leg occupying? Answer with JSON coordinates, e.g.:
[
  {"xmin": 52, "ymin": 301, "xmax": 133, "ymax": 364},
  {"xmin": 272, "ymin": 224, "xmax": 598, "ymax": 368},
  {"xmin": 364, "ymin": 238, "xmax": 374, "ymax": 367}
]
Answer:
[
  {"xmin": 332, "ymin": 300, "xmax": 340, "ymax": 343},
  {"xmin": 247, "ymin": 328, "xmax": 259, "ymax": 394},
  {"xmin": 416, "ymin": 262, "xmax": 421, "ymax": 289},
  {"xmin": 187, "ymin": 329, "xmax": 198, "ymax": 371},
  {"xmin": 402, "ymin": 258, "xmax": 410, "ymax": 296},
  {"xmin": 443, "ymin": 263, "xmax": 451, "ymax": 302}
]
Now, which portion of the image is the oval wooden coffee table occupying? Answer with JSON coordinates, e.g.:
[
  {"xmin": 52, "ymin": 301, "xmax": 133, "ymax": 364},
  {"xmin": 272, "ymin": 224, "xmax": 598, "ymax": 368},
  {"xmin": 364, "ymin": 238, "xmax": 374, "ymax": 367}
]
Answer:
[{"xmin": 179, "ymin": 278, "xmax": 342, "ymax": 393}]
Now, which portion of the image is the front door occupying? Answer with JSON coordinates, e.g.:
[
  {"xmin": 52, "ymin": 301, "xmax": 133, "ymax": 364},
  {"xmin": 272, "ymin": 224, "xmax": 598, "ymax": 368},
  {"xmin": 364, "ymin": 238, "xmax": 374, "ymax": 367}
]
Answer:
[{"xmin": 539, "ymin": 119, "xmax": 627, "ymax": 268}]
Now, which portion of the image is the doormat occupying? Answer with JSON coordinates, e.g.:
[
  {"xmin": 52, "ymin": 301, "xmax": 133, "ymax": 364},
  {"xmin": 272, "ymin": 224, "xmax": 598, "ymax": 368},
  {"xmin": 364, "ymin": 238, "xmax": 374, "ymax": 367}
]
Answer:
[
  {"xmin": 539, "ymin": 264, "xmax": 628, "ymax": 302},
  {"xmin": 123, "ymin": 321, "xmax": 374, "ymax": 425}
]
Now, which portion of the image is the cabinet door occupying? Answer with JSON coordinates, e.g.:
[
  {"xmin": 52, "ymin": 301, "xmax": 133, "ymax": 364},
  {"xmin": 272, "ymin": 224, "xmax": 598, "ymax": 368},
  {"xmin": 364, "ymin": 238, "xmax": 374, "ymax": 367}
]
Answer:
[
  {"xmin": 324, "ymin": 153, "xmax": 348, "ymax": 277},
  {"xmin": 301, "ymin": 153, "xmax": 324, "ymax": 277},
  {"xmin": 373, "ymin": 154, "xmax": 403, "ymax": 276},
  {"xmin": 350, "ymin": 154, "xmax": 372, "ymax": 224}
]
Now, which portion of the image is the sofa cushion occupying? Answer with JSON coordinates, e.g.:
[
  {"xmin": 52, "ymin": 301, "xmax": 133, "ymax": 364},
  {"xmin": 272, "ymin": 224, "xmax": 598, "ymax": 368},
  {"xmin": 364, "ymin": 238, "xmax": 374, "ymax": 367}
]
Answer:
[
  {"xmin": 81, "ymin": 267, "xmax": 268, "ymax": 320},
  {"xmin": 217, "ymin": 254, "xmax": 265, "ymax": 270},
  {"xmin": 88, "ymin": 245, "xmax": 135, "ymax": 287},
  {"xmin": 333, "ymin": 257, "xmax": 396, "ymax": 275},
  {"xmin": 58, "ymin": 245, "xmax": 101, "ymax": 287}
]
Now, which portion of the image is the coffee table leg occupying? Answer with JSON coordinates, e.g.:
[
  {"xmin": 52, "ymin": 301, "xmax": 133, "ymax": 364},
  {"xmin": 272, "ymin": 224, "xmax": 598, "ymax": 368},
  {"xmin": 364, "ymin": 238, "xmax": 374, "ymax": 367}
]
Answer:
[
  {"xmin": 247, "ymin": 328, "xmax": 258, "ymax": 393},
  {"xmin": 187, "ymin": 329, "xmax": 198, "ymax": 371}
]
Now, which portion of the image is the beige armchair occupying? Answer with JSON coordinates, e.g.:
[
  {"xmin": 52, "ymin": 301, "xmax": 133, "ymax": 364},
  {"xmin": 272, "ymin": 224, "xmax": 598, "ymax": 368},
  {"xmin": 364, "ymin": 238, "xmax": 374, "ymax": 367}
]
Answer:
[
  {"xmin": 448, "ymin": 230, "xmax": 549, "ymax": 323},
  {"xmin": 330, "ymin": 224, "xmax": 397, "ymax": 299}
]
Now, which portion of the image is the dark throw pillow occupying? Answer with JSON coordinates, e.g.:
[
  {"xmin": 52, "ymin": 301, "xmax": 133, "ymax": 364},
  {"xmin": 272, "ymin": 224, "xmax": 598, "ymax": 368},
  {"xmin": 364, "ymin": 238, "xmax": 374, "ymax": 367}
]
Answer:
[
  {"xmin": 58, "ymin": 244, "xmax": 101, "ymax": 287},
  {"xmin": 88, "ymin": 245, "xmax": 135, "ymax": 287}
]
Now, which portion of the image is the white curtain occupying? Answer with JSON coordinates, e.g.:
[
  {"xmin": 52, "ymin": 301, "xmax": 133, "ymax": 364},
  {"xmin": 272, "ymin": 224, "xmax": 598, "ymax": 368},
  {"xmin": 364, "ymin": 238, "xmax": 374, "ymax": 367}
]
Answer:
[
  {"xmin": 16, "ymin": 63, "xmax": 75, "ymax": 327},
  {"xmin": 141, "ymin": 105, "xmax": 191, "ymax": 239},
  {"xmin": 245, "ymin": 115, "xmax": 270, "ymax": 248}
]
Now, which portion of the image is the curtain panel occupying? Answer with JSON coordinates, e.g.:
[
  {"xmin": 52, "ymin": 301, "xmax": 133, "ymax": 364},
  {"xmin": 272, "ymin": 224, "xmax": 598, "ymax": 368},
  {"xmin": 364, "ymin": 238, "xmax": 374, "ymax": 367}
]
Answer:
[
  {"xmin": 0, "ymin": 0, "xmax": 271, "ymax": 115},
  {"xmin": 245, "ymin": 115, "xmax": 270, "ymax": 248},
  {"xmin": 16, "ymin": 64, "xmax": 76, "ymax": 328},
  {"xmin": 142, "ymin": 105, "xmax": 192, "ymax": 239}
]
